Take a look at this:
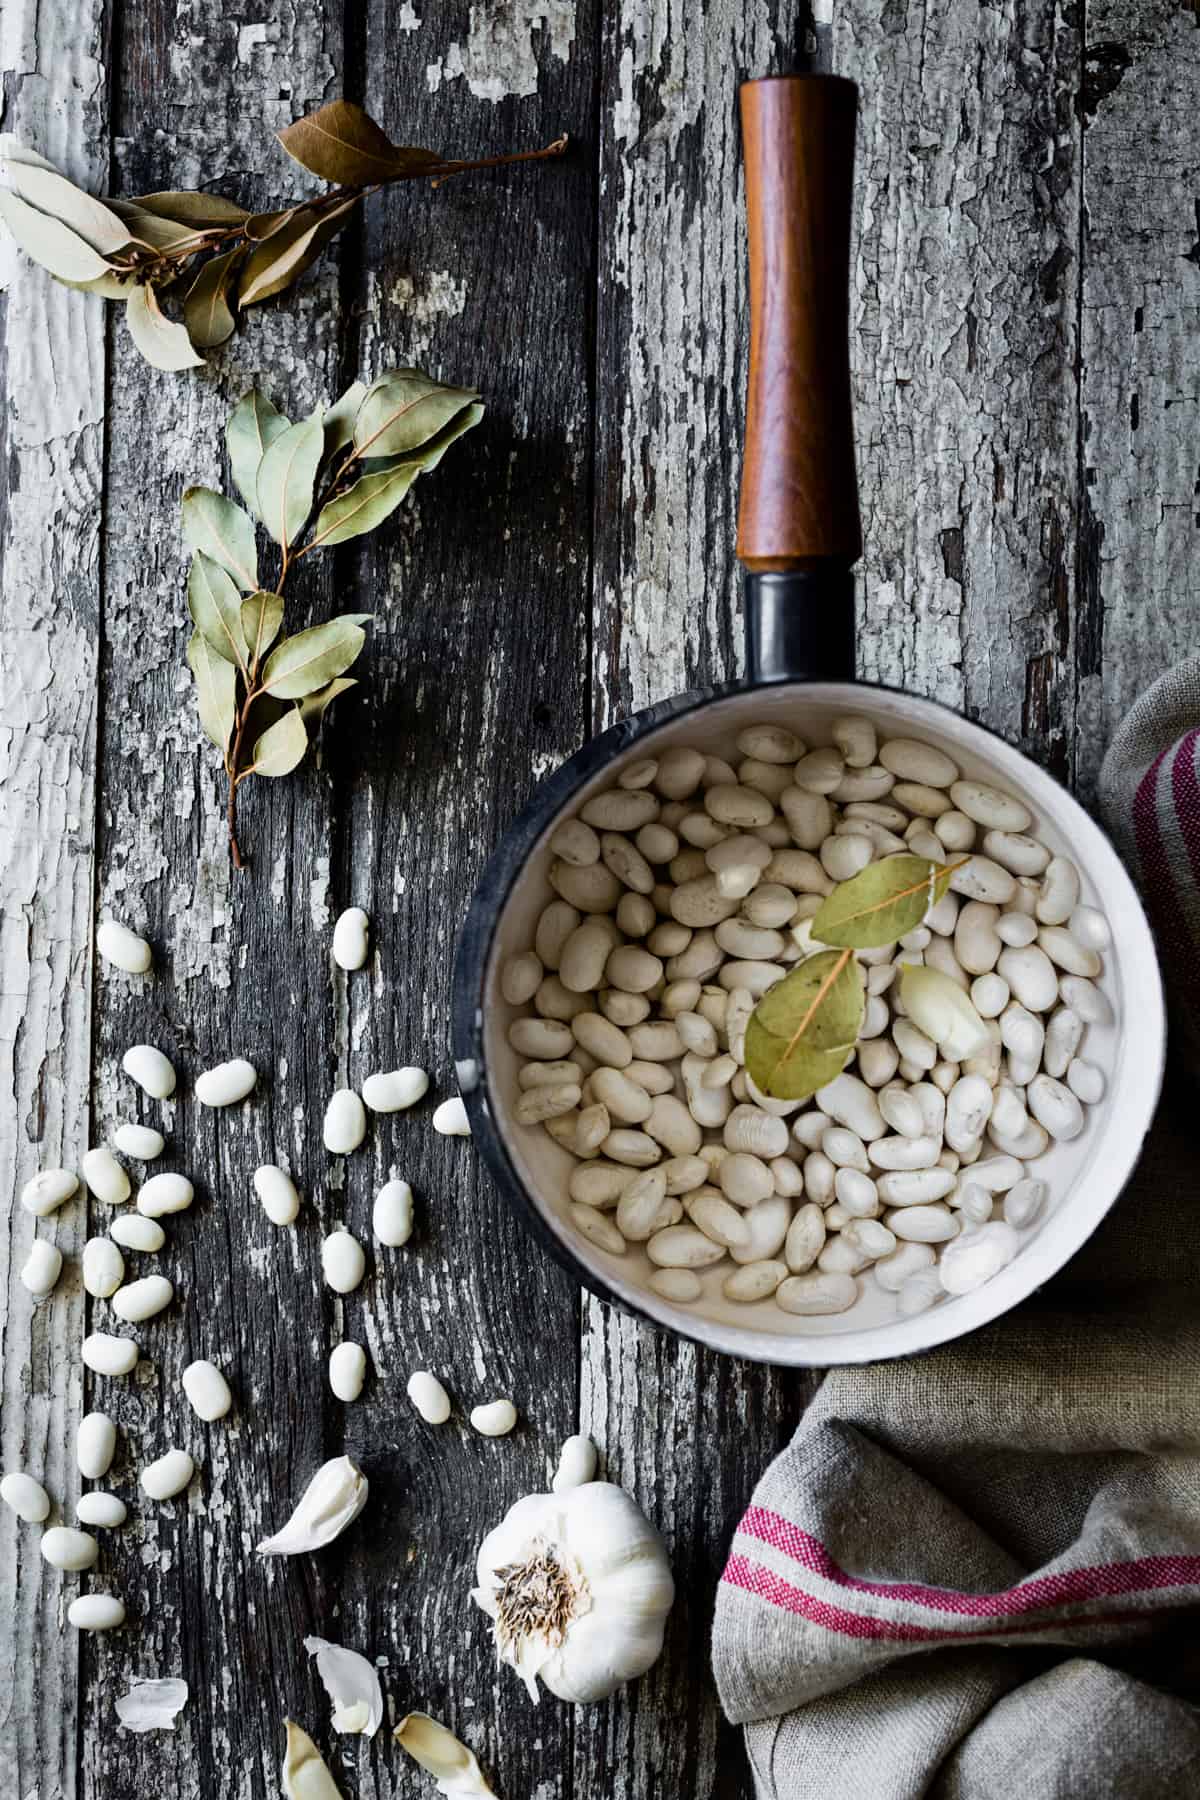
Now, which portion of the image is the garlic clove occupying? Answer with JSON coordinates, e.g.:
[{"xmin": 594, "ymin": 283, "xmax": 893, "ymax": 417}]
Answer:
[
  {"xmin": 394, "ymin": 1713, "xmax": 498, "ymax": 1797},
  {"xmin": 282, "ymin": 1720, "xmax": 344, "ymax": 1799},
  {"xmin": 114, "ymin": 1677, "xmax": 189, "ymax": 1733},
  {"xmin": 257, "ymin": 1456, "xmax": 367, "ymax": 1556},
  {"xmin": 302, "ymin": 1635, "xmax": 384, "ymax": 1738}
]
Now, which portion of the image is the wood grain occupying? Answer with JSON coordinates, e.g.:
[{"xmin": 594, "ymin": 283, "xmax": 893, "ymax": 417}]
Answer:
[{"xmin": 2, "ymin": 0, "xmax": 1199, "ymax": 1795}]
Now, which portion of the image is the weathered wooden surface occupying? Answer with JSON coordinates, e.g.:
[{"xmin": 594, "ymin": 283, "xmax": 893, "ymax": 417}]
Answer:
[{"xmin": 2, "ymin": 2, "xmax": 1198, "ymax": 1797}]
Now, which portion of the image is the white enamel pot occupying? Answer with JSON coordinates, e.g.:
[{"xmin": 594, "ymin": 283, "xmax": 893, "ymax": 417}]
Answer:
[{"xmin": 452, "ymin": 76, "xmax": 1165, "ymax": 1367}]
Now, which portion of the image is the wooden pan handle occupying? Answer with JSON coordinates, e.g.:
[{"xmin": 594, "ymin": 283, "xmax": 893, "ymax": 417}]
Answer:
[{"xmin": 737, "ymin": 75, "xmax": 862, "ymax": 571}]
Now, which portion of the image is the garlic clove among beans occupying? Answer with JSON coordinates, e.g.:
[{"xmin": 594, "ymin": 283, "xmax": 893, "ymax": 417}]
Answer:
[
  {"xmin": 472, "ymin": 1481, "xmax": 674, "ymax": 1703},
  {"xmin": 282, "ymin": 1719, "xmax": 345, "ymax": 1800},
  {"xmin": 303, "ymin": 1635, "xmax": 384, "ymax": 1738},
  {"xmin": 394, "ymin": 1713, "xmax": 498, "ymax": 1797},
  {"xmin": 257, "ymin": 1455, "xmax": 368, "ymax": 1555}
]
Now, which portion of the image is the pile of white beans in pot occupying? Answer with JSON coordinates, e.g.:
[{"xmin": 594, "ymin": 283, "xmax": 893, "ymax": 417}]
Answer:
[{"xmin": 500, "ymin": 721, "xmax": 1115, "ymax": 1324}]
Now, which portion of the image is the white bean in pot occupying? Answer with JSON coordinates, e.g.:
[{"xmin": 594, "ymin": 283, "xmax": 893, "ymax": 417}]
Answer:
[{"xmin": 776, "ymin": 1272, "xmax": 858, "ymax": 1315}]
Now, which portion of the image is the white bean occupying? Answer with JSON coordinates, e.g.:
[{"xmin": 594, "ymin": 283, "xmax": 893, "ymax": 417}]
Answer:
[
  {"xmin": 821, "ymin": 1127, "xmax": 869, "ymax": 1173},
  {"xmin": 322, "ymin": 1231, "xmax": 366, "ymax": 1294},
  {"xmin": 581, "ymin": 789, "xmax": 659, "ymax": 832},
  {"xmin": 995, "ymin": 912, "xmax": 1037, "ymax": 947},
  {"xmin": 1037, "ymin": 925, "xmax": 1102, "ymax": 978},
  {"xmin": 112, "ymin": 1123, "xmax": 165, "ymax": 1161},
  {"xmin": 568, "ymin": 1203, "xmax": 626, "ymax": 1255},
  {"xmin": 873, "ymin": 1240, "xmax": 936, "ymax": 1292},
  {"xmin": 970, "ymin": 973, "xmax": 1009, "ymax": 1018},
  {"xmin": 82, "ymin": 1332, "xmax": 140, "ymax": 1376},
  {"xmin": 433, "ymin": 1097, "xmax": 471, "ymax": 1136},
  {"xmin": 1027, "ymin": 1074, "xmax": 1085, "ymax": 1141},
  {"xmin": 1036, "ymin": 856, "xmax": 1080, "ymax": 925},
  {"xmin": 374, "ymin": 1179, "xmax": 414, "ymax": 1246},
  {"xmin": 723, "ymin": 1104, "xmax": 789, "ymax": 1159},
  {"xmin": 41, "ymin": 1526, "xmax": 99, "ymax": 1570},
  {"xmin": 646, "ymin": 1224, "xmax": 725, "ymax": 1269},
  {"xmin": 783, "ymin": 1202, "xmax": 826, "ymax": 1272},
  {"xmin": 324, "ymin": 1088, "xmax": 367, "ymax": 1153},
  {"xmin": 82, "ymin": 1237, "xmax": 125, "ymax": 1298},
  {"xmin": 502, "ymin": 950, "xmax": 544, "ymax": 1004},
  {"xmin": 948, "ymin": 856, "xmax": 1016, "ymax": 905},
  {"xmin": 892, "ymin": 781, "xmax": 952, "ymax": 818},
  {"xmin": 842, "ymin": 1218, "xmax": 897, "ymax": 1261},
  {"xmin": 954, "ymin": 1183, "xmax": 994, "ymax": 1225},
  {"xmin": 729, "ymin": 1194, "xmax": 791, "ymax": 1263},
  {"xmin": 1066, "ymin": 1058, "xmax": 1104, "ymax": 1104},
  {"xmin": 471, "ymin": 1399, "xmax": 518, "ymax": 1437},
  {"xmin": 137, "ymin": 1172, "xmax": 193, "ymax": 1217},
  {"xmin": 887, "ymin": 1204, "xmax": 958, "ymax": 1243},
  {"xmin": 1, "ymin": 1471, "xmax": 51, "ymax": 1523},
  {"xmin": 254, "ymin": 1165, "xmax": 301, "ymax": 1226},
  {"xmin": 330, "ymin": 1343, "xmax": 368, "ymax": 1403},
  {"xmin": 76, "ymin": 1491, "xmax": 127, "ymax": 1528},
  {"xmin": 803, "ymin": 1150, "xmax": 837, "ymax": 1205},
  {"xmin": 82, "ymin": 1148, "xmax": 130, "ymax": 1208},
  {"xmin": 332, "ymin": 906, "xmax": 370, "ymax": 970},
  {"xmin": 97, "ymin": 918, "xmax": 152, "ymax": 973},
  {"xmin": 949, "ymin": 779, "xmax": 1031, "ymax": 832},
  {"xmin": 108, "ymin": 1214, "xmax": 165, "ymax": 1252},
  {"xmin": 1068, "ymin": 904, "xmax": 1111, "ymax": 950},
  {"xmin": 1003, "ymin": 1177, "xmax": 1048, "ymax": 1228},
  {"xmin": 877, "ymin": 1168, "xmax": 956, "ymax": 1206},
  {"xmin": 602, "ymin": 834, "xmax": 656, "ymax": 896},
  {"xmin": 939, "ymin": 1220, "xmax": 1019, "ymax": 1294},
  {"xmin": 535, "ymin": 901, "xmax": 581, "ymax": 970},
  {"xmin": 876, "ymin": 1089, "xmax": 925, "ymax": 1139},
  {"xmin": 954, "ymin": 902, "xmax": 1001, "ymax": 975},
  {"xmin": 407, "ymin": 1371, "xmax": 452, "ymax": 1424},
  {"xmin": 981, "ymin": 830, "xmax": 1049, "ymax": 877},
  {"xmin": 362, "ymin": 1067, "xmax": 429, "ymax": 1112},
  {"xmin": 20, "ymin": 1168, "xmax": 79, "ymax": 1216},
  {"xmin": 793, "ymin": 747, "xmax": 844, "ymax": 794},
  {"xmin": 77, "ymin": 1413, "xmax": 117, "ymax": 1480},
  {"xmin": 776, "ymin": 1272, "xmax": 858, "ymax": 1315},
  {"xmin": 182, "ymin": 1359, "xmax": 233, "ymax": 1421},
  {"xmin": 723, "ymin": 1260, "xmax": 788, "ymax": 1302},
  {"xmin": 879, "ymin": 739, "xmax": 958, "ymax": 787},
  {"xmin": 944, "ymin": 1074, "xmax": 993, "ymax": 1152},
  {"xmin": 815, "ymin": 1073, "xmax": 887, "ymax": 1142},
  {"xmin": 20, "ymin": 1239, "xmax": 63, "ymax": 1298},
  {"xmin": 967, "ymin": 1154, "xmax": 1024, "ymax": 1193},
  {"xmin": 897, "ymin": 1269, "xmax": 945, "ymax": 1315},
  {"xmin": 140, "ymin": 1450, "xmax": 195, "ymax": 1501},
  {"xmin": 832, "ymin": 715, "xmax": 876, "ymax": 768},
  {"xmin": 648, "ymin": 1267, "xmax": 702, "ymax": 1301},
  {"xmin": 195, "ymin": 1057, "xmax": 255, "ymax": 1106},
  {"xmin": 833, "ymin": 1167, "xmax": 880, "ymax": 1217},
  {"xmin": 111, "ymin": 1275, "xmax": 173, "ymax": 1321},
  {"xmin": 820, "ymin": 833, "xmax": 872, "ymax": 882},
  {"xmin": 1058, "ymin": 974, "xmax": 1113, "ymax": 1025},
  {"xmin": 68, "ymin": 1595, "xmax": 126, "ymax": 1632},
  {"xmin": 718, "ymin": 1152, "xmax": 775, "ymax": 1206}
]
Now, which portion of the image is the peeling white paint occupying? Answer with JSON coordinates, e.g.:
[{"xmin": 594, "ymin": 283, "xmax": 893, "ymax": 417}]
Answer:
[{"xmin": 432, "ymin": 1, "xmax": 576, "ymax": 103}]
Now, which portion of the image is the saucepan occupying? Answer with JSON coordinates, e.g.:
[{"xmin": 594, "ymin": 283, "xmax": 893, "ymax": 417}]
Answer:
[{"xmin": 452, "ymin": 74, "xmax": 1164, "ymax": 1366}]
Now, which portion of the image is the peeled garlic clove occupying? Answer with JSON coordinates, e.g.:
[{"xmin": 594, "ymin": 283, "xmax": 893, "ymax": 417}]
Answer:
[
  {"xmin": 394, "ymin": 1713, "xmax": 498, "ymax": 1797},
  {"xmin": 303, "ymin": 1635, "xmax": 384, "ymax": 1738},
  {"xmin": 257, "ymin": 1455, "xmax": 368, "ymax": 1555},
  {"xmin": 899, "ymin": 962, "xmax": 990, "ymax": 1060},
  {"xmin": 432, "ymin": 1097, "xmax": 470, "ymax": 1136},
  {"xmin": 282, "ymin": 1719, "xmax": 345, "ymax": 1799},
  {"xmin": 114, "ymin": 1677, "xmax": 189, "ymax": 1733}
]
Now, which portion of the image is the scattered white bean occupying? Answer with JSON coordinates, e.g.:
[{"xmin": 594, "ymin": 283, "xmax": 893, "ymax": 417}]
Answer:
[
  {"xmin": 432, "ymin": 1097, "xmax": 471, "ymax": 1136},
  {"xmin": 373, "ymin": 1179, "xmax": 414, "ymax": 1246},
  {"xmin": 324, "ymin": 1088, "xmax": 367, "ymax": 1153},
  {"xmin": 1, "ymin": 1471, "xmax": 51, "ymax": 1523},
  {"xmin": 182, "ymin": 1359, "xmax": 233, "ymax": 1421},
  {"xmin": 471, "ymin": 1399, "xmax": 518, "ymax": 1437},
  {"xmin": 362, "ymin": 1067, "xmax": 429, "ymax": 1112},
  {"xmin": 82, "ymin": 1333, "xmax": 140, "ymax": 1376},
  {"xmin": 20, "ymin": 1239, "xmax": 63, "ymax": 1298},
  {"xmin": 97, "ymin": 918, "xmax": 152, "ymax": 973},
  {"xmin": 111, "ymin": 1275, "xmax": 174, "ymax": 1322},
  {"xmin": 76, "ymin": 1491, "xmax": 127, "ymax": 1528},
  {"xmin": 322, "ymin": 1231, "xmax": 366, "ymax": 1294},
  {"xmin": 41, "ymin": 1526, "xmax": 99, "ymax": 1570},
  {"xmin": 109, "ymin": 1214, "xmax": 165, "ymax": 1252},
  {"xmin": 77, "ymin": 1413, "xmax": 117, "ymax": 1480},
  {"xmin": 254, "ymin": 1164, "xmax": 300, "ymax": 1226},
  {"xmin": 332, "ymin": 906, "xmax": 370, "ymax": 970},
  {"xmin": 20, "ymin": 1168, "xmax": 79, "ymax": 1217},
  {"xmin": 68, "ymin": 1595, "xmax": 126, "ymax": 1631},
  {"xmin": 330, "ymin": 1343, "xmax": 368, "ymax": 1403},
  {"xmin": 195, "ymin": 1058, "xmax": 255, "ymax": 1106},
  {"xmin": 82, "ymin": 1148, "xmax": 130, "ymax": 1208},
  {"xmin": 137, "ymin": 1173, "xmax": 193, "ymax": 1218},
  {"xmin": 407, "ymin": 1371, "xmax": 451, "ymax": 1424},
  {"xmin": 140, "ymin": 1450, "xmax": 195, "ymax": 1501},
  {"xmin": 112, "ymin": 1123, "xmax": 165, "ymax": 1160},
  {"xmin": 82, "ymin": 1237, "xmax": 125, "ymax": 1298}
]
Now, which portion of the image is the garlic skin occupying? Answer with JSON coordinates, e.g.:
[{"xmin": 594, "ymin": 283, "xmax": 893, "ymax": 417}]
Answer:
[
  {"xmin": 303, "ymin": 1634, "xmax": 383, "ymax": 1738},
  {"xmin": 257, "ymin": 1456, "xmax": 368, "ymax": 1555},
  {"xmin": 471, "ymin": 1481, "xmax": 674, "ymax": 1703},
  {"xmin": 114, "ymin": 1677, "xmax": 189, "ymax": 1733}
]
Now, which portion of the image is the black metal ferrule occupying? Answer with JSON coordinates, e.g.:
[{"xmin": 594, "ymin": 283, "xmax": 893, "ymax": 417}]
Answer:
[{"xmin": 744, "ymin": 566, "xmax": 857, "ymax": 684}]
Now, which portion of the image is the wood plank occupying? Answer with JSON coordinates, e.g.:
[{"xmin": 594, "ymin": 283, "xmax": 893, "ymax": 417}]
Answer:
[
  {"xmin": 82, "ymin": 11, "xmax": 348, "ymax": 1799},
  {"xmin": 342, "ymin": 7, "xmax": 598, "ymax": 1795},
  {"xmin": 0, "ymin": 3, "xmax": 109, "ymax": 1793},
  {"xmin": 1077, "ymin": 0, "xmax": 1200, "ymax": 798},
  {"xmin": 585, "ymin": 6, "xmax": 816, "ymax": 1795},
  {"xmin": 836, "ymin": 0, "xmax": 1082, "ymax": 782}
]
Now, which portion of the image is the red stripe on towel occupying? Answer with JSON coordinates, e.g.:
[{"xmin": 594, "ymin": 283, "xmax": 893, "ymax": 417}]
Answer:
[
  {"xmin": 736, "ymin": 1507, "xmax": 1200, "ymax": 1618},
  {"xmin": 721, "ymin": 1553, "xmax": 1192, "ymax": 1644},
  {"xmin": 1133, "ymin": 740, "xmax": 1200, "ymax": 1006}
]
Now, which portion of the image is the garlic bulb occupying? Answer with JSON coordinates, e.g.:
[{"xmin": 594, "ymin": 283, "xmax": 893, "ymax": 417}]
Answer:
[{"xmin": 471, "ymin": 1481, "xmax": 674, "ymax": 1703}]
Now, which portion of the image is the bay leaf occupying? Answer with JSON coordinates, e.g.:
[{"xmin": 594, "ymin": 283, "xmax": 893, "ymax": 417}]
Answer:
[
  {"xmin": 226, "ymin": 390, "xmax": 290, "ymax": 519},
  {"xmin": 188, "ymin": 551, "xmax": 250, "ymax": 668},
  {"xmin": 59, "ymin": 270, "xmax": 137, "ymax": 298},
  {"xmin": 410, "ymin": 398, "xmax": 484, "ymax": 473},
  {"xmin": 242, "ymin": 590, "xmax": 284, "ymax": 665},
  {"xmin": 255, "ymin": 410, "xmax": 325, "ymax": 550},
  {"xmin": 811, "ymin": 854, "xmax": 958, "ymax": 951},
  {"xmin": 183, "ymin": 245, "xmax": 244, "ymax": 349},
  {"xmin": 181, "ymin": 487, "xmax": 259, "ymax": 593},
  {"xmin": 744, "ymin": 948, "xmax": 866, "ymax": 1101},
  {"xmin": 0, "ymin": 136, "xmax": 60, "ymax": 176},
  {"xmin": 3, "ymin": 162, "xmax": 130, "ymax": 254},
  {"xmin": 238, "ymin": 195, "xmax": 359, "ymax": 308},
  {"xmin": 299, "ymin": 676, "xmax": 356, "ymax": 728},
  {"xmin": 107, "ymin": 197, "xmax": 201, "ymax": 249},
  {"xmin": 131, "ymin": 190, "xmax": 250, "ymax": 227},
  {"xmin": 353, "ymin": 368, "xmax": 480, "ymax": 459},
  {"xmin": 187, "ymin": 631, "xmax": 237, "ymax": 751},
  {"xmin": 261, "ymin": 616, "xmax": 370, "ymax": 699},
  {"xmin": 323, "ymin": 380, "xmax": 367, "ymax": 456},
  {"xmin": 307, "ymin": 461, "xmax": 421, "ymax": 550},
  {"xmin": 243, "ymin": 208, "xmax": 297, "ymax": 243},
  {"xmin": 126, "ymin": 282, "xmax": 205, "ymax": 370},
  {"xmin": 250, "ymin": 706, "xmax": 309, "ymax": 778},
  {"xmin": 276, "ymin": 98, "xmax": 420, "ymax": 187},
  {"xmin": 0, "ymin": 188, "xmax": 110, "ymax": 281}
]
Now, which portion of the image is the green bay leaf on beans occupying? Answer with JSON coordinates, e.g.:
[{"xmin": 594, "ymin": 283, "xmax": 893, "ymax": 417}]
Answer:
[
  {"xmin": 260, "ymin": 615, "xmax": 370, "ymax": 699},
  {"xmin": 241, "ymin": 591, "xmax": 284, "ymax": 666},
  {"xmin": 126, "ymin": 283, "xmax": 205, "ymax": 371},
  {"xmin": 187, "ymin": 632, "xmax": 238, "ymax": 752},
  {"xmin": 181, "ymin": 486, "xmax": 259, "ymax": 592},
  {"xmin": 226, "ymin": 389, "xmax": 290, "ymax": 519},
  {"xmin": 744, "ymin": 948, "xmax": 865, "ymax": 1101},
  {"xmin": 250, "ymin": 706, "xmax": 308, "ymax": 777},
  {"xmin": 352, "ymin": 368, "xmax": 480, "ymax": 459},
  {"xmin": 255, "ymin": 410, "xmax": 324, "ymax": 550},
  {"xmin": 810, "ymin": 853, "xmax": 958, "ymax": 950},
  {"xmin": 188, "ymin": 552, "xmax": 250, "ymax": 669}
]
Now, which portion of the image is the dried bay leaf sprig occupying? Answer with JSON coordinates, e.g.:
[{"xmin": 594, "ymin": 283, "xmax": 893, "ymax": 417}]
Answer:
[
  {"xmin": 185, "ymin": 368, "xmax": 482, "ymax": 869},
  {"xmin": 746, "ymin": 853, "xmax": 966, "ymax": 1101},
  {"xmin": 0, "ymin": 100, "xmax": 567, "ymax": 369}
]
